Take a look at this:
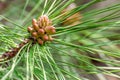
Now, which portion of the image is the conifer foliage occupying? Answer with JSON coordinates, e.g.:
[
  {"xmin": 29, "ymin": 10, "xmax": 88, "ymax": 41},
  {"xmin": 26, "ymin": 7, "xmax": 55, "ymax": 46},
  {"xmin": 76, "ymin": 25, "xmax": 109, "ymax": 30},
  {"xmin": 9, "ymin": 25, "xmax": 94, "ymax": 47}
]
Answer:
[{"xmin": 0, "ymin": 0, "xmax": 120, "ymax": 80}]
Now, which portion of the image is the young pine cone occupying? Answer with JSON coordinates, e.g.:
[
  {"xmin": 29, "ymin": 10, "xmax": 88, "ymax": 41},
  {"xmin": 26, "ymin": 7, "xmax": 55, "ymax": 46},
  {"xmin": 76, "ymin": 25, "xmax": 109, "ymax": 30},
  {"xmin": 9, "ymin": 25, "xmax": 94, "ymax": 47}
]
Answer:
[{"xmin": 28, "ymin": 15, "xmax": 56, "ymax": 45}]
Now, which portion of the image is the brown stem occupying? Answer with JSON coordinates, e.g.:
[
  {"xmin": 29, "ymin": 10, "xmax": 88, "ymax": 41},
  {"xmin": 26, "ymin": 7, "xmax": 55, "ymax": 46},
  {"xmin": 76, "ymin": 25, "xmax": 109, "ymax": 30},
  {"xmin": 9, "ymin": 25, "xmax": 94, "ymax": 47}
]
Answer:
[{"xmin": 0, "ymin": 38, "xmax": 32, "ymax": 62}]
